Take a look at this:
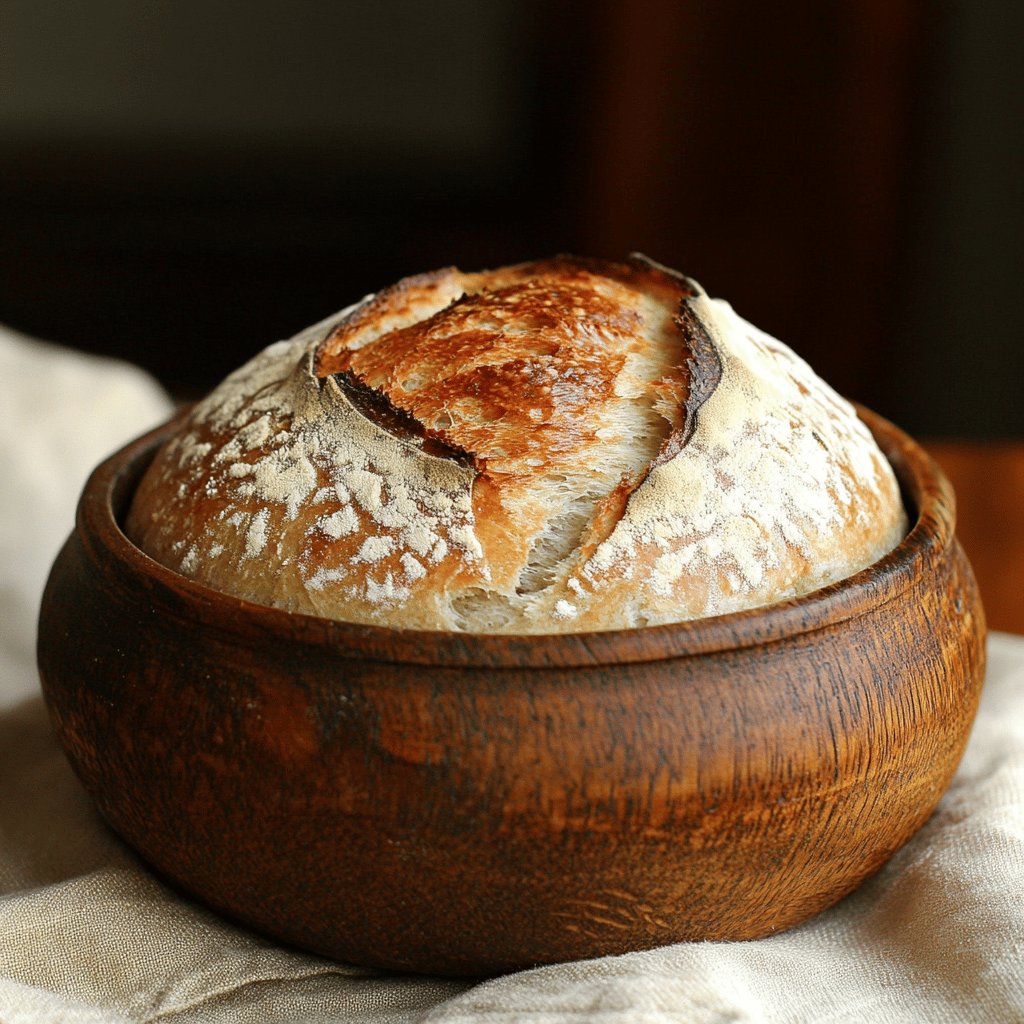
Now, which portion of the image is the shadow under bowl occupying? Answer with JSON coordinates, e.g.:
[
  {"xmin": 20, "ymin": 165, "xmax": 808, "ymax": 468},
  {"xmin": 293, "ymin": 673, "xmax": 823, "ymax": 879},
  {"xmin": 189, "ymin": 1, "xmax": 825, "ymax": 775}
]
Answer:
[{"xmin": 37, "ymin": 405, "xmax": 986, "ymax": 976}]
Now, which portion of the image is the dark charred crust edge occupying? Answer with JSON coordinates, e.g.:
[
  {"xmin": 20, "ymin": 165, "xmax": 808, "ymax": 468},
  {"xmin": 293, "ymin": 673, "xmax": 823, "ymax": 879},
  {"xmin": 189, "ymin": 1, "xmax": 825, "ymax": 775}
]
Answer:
[
  {"xmin": 659, "ymin": 298, "xmax": 724, "ymax": 462},
  {"xmin": 330, "ymin": 369, "xmax": 478, "ymax": 469},
  {"xmin": 624, "ymin": 254, "xmax": 722, "ymax": 454}
]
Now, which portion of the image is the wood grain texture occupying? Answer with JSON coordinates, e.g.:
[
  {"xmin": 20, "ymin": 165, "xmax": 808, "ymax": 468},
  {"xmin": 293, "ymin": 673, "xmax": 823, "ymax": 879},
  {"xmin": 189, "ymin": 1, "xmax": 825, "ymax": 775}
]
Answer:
[{"xmin": 37, "ymin": 407, "xmax": 986, "ymax": 976}]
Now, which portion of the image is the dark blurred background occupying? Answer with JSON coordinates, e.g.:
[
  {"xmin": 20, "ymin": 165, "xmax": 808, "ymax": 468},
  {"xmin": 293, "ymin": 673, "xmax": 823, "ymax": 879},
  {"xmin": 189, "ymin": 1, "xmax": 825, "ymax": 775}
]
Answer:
[{"xmin": 3, "ymin": 0, "xmax": 1022, "ymax": 437}]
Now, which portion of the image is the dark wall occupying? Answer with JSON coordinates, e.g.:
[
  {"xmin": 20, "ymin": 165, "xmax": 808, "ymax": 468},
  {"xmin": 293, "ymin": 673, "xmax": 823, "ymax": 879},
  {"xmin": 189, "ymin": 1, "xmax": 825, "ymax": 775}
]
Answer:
[
  {"xmin": 3, "ymin": 1, "xmax": 1021, "ymax": 437},
  {"xmin": 2, "ymin": 1, "xmax": 555, "ymax": 395},
  {"xmin": 884, "ymin": 1, "xmax": 1024, "ymax": 438}
]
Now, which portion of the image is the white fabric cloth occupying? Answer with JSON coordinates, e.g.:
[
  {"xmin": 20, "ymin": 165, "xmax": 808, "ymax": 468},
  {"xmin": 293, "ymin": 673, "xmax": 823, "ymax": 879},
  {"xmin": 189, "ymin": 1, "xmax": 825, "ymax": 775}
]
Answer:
[{"xmin": 1, "ymin": 325, "xmax": 1022, "ymax": 1023}]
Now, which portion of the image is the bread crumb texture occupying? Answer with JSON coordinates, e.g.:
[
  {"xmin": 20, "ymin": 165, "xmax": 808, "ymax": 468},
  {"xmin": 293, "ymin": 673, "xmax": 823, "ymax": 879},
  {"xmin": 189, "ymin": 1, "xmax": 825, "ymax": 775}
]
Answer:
[{"xmin": 126, "ymin": 256, "xmax": 908, "ymax": 632}]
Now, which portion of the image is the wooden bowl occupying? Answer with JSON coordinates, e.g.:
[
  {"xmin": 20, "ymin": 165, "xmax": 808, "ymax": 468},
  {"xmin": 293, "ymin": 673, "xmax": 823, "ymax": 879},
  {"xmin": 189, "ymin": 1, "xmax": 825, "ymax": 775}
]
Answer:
[{"xmin": 37, "ymin": 406, "xmax": 986, "ymax": 976}]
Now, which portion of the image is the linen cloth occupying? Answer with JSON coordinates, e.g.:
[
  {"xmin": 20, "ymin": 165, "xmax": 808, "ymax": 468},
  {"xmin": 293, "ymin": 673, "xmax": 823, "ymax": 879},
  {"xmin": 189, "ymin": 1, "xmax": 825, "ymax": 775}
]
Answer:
[{"xmin": 1, "ymin": 324, "xmax": 1022, "ymax": 1024}]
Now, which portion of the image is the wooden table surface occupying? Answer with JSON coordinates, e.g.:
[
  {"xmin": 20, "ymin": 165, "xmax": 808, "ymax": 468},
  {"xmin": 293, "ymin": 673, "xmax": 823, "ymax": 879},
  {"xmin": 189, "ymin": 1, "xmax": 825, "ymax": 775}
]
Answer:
[{"xmin": 925, "ymin": 441, "xmax": 1024, "ymax": 636}]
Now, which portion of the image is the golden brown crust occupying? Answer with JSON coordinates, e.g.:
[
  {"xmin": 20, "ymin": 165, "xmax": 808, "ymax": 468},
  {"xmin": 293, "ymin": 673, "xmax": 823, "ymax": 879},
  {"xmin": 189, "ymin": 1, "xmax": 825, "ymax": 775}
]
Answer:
[{"xmin": 312, "ymin": 256, "xmax": 721, "ymax": 543}]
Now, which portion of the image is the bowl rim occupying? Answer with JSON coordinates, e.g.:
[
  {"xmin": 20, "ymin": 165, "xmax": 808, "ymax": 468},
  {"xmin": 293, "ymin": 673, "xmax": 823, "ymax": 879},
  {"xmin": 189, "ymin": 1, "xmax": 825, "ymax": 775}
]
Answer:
[{"xmin": 74, "ymin": 404, "xmax": 955, "ymax": 669}]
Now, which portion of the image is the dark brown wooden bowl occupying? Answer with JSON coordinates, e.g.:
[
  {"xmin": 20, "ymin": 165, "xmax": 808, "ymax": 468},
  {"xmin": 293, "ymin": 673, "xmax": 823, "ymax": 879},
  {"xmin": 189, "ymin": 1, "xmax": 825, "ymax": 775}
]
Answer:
[{"xmin": 37, "ymin": 406, "xmax": 986, "ymax": 976}]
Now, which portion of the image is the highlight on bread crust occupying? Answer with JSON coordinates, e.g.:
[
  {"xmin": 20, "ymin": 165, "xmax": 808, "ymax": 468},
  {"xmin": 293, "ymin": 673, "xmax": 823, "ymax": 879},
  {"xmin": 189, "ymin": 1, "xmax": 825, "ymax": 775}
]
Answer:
[{"xmin": 125, "ymin": 254, "xmax": 908, "ymax": 633}]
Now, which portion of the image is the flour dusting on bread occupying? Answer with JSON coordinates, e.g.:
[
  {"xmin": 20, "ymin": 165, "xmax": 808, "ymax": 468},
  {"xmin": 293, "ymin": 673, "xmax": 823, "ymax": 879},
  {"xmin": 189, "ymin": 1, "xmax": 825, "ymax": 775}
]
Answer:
[{"xmin": 126, "ymin": 255, "xmax": 907, "ymax": 632}]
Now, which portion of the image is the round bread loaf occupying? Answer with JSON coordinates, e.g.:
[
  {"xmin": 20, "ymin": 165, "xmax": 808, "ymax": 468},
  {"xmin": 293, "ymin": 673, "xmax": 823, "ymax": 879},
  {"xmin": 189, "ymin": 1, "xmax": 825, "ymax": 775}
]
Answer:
[{"xmin": 125, "ymin": 255, "xmax": 908, "ymax": 633}]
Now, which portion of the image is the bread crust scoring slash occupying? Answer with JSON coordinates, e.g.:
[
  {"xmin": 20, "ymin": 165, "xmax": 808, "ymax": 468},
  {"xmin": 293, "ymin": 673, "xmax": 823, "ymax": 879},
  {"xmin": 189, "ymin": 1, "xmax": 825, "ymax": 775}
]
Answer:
[{"xmin": 126, "ymin": 255, "xmax": 908, "ymax": 633}]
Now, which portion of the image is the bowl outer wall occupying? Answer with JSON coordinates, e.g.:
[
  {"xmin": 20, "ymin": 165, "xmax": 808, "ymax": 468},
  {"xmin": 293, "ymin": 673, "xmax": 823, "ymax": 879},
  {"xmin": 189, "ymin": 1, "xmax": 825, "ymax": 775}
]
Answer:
[{"xmin": 37, "ymin": 406, "xmax": 987, "ymax": 975}]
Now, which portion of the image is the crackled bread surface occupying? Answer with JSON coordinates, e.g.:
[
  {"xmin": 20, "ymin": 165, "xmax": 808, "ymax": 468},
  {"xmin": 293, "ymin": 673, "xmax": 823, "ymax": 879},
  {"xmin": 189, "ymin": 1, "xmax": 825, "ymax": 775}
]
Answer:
[{"xmin": 126, "ymin": 255, "xmax": 908, "ymax": 632}]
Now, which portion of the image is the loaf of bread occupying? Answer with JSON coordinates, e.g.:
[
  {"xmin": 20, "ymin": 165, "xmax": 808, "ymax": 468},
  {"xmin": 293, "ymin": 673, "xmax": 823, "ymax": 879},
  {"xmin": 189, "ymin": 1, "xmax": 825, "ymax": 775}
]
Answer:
[{"xmin": 125, "ymin": 255, "xmax": 907, "ymax": 633}]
